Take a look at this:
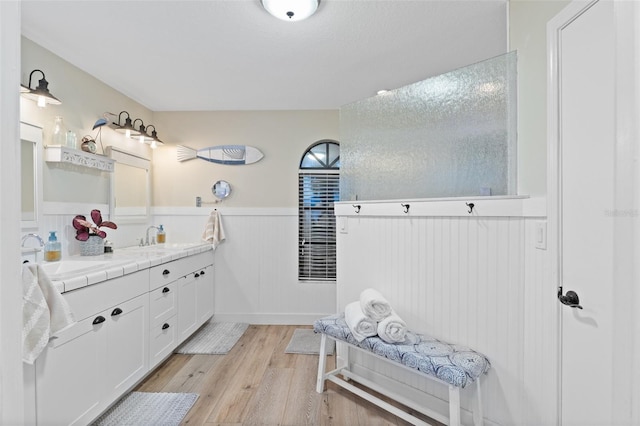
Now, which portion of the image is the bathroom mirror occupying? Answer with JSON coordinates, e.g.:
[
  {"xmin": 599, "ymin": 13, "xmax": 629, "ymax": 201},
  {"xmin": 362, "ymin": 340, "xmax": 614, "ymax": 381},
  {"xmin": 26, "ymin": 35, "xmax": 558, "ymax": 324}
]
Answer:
[
  {"xmin": 20, "ymin": 122, "xmax": 43, "ymax": 229},
  {"xmin": 106, "ymin": 147, "xmax": 150, "ymax": 223},
  {"xmin": 212, "ymin": 180, "xmax": 231, "ymax": 199}
]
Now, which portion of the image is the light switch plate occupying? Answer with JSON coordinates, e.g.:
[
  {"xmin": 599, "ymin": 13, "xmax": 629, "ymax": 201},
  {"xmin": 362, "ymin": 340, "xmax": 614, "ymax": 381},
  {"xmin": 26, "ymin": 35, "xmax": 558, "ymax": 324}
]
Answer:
[
  {"xmin": 339, "ymin": 217, "xmax": 348, "ymax": 234},
  {"xmin": 534, "ymin": 220, "xmax": 547, "ymax": 250}
]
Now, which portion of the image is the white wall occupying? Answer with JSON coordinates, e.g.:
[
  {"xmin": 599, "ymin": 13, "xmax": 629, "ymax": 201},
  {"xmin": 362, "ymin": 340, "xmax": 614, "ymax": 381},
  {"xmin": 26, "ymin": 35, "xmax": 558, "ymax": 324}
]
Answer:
[
  {"xmin": 152, "ymin": 207, "xmax": 336, "ymax": 324},
  {"xmin": 335, "ymin": 198, "xmax": 556, "ymax": 425},
  {"xmin": 1, "ymin": 2, "xmax": 25, "ymax": 423},
  {"xmin": 509, "ymin": 0, "xmax": 570, "ymax": 197}
]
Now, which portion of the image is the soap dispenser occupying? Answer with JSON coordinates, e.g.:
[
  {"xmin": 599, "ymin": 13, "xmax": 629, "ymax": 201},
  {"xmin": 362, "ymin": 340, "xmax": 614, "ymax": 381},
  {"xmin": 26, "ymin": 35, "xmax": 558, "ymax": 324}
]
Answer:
[
  {"xmin": 157, "ymin": 225, "xmax": 166, "ymax": 244},
  {"xmin": 44, "ymin": 231, "xmax": 61, "ymax": 262}
]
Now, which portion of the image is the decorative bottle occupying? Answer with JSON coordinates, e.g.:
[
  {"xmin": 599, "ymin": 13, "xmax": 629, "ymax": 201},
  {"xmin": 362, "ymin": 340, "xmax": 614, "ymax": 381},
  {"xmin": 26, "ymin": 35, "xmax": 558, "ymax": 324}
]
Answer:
[
  {"xmin": 157, "ymin": 225, "xmax": 166, "ymax": 244},
  {"xmin": 44, "ymin": 231, "xmax": 61, "ymax": 262},
  {"xmin": 51, "ymin": 116, "xmax": 67, "ymax": 146}
]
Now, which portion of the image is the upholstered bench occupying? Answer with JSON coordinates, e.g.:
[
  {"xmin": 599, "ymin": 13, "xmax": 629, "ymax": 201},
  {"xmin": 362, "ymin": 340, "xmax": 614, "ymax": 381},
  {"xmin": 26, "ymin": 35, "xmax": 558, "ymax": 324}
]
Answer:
[{"xmin": 314, "ymin": 314, "xmax": 490, "ymax": 426}]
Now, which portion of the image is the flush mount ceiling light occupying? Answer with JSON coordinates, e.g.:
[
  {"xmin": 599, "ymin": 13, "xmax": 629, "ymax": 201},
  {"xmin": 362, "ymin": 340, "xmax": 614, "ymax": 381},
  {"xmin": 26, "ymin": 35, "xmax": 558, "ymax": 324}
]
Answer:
[
  {"xmin": 261, "ymin": 0, "xmax": 320, "ymax": 21},
  {"xmin": 109, "ymin": 111, "xmax": 141, "ymax": 139},
  {"xmin": 20, "ymin": 69, "xmax": 62, "ymax": 108}
]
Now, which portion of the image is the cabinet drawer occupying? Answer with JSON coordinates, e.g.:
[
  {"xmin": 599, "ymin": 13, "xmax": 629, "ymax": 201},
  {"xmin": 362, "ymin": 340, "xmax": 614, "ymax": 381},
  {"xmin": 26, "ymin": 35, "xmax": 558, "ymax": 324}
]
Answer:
[
  {"xmin": 64, "ymin": 270, "xmax": 149, "ymax": 321},
  {"xmin": 149, "ymin": 251, "xmax": 213, "ymax": 290},
  {"xmin": 149, "ymin": 315, "xmax": 177, "ymax": 368},
  {"xmin": 149, "ymin": 282, "xmax": 177, "ymax": 327}
]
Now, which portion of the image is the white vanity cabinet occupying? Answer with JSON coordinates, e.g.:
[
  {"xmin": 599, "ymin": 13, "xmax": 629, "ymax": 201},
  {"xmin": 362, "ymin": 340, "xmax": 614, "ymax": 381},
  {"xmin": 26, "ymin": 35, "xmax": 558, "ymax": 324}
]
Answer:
[
  {"xmin": 149, "ymin": 281, "xmax": 178, "ymax": 367},
  {"xmin": 148, "ymin": 250, "xmax": 214, "ymax": 366},
  {"xmin": 196, "ymin": 265, "xmax": 214, "ymax": 325},
  {"xmin": 28, "ymin": 248, "xmax": 215, "ymax": 425},
  {"xmin": 34, "ymin": 313, "xmax": 105, "ymax": 425},
  {"xmin": 34, "ymin": 270, "xmax": 149, "ymax": 425}
]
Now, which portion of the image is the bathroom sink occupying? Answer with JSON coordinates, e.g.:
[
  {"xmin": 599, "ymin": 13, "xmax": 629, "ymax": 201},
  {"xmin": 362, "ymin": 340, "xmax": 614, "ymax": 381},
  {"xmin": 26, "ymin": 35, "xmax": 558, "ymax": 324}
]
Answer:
[{"xmin": 39, "ymin": 260, "xmax": 110, "ymax": 281}]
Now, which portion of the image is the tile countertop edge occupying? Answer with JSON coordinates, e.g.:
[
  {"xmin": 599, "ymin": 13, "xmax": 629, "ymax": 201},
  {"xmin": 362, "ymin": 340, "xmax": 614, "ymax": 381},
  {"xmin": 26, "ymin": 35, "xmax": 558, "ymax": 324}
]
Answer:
[{"xmin": 53, "ymin": 243, "xmax": 214, "ymax": 293}]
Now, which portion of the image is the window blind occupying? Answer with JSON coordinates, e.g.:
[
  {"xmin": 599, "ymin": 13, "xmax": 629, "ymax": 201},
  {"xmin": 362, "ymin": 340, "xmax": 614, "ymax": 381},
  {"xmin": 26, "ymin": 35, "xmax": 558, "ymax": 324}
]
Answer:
[{"xmin": 298, "ymin": 171, "xmax": 339, "ymax": 281}]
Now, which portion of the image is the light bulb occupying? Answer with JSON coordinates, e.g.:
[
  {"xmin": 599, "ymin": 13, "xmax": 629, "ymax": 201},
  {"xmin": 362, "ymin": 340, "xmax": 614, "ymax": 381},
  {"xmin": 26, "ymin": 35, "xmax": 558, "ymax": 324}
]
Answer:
[
  {"xmin": 139, "ymin": 135, "xmax": 145, "ymax": 144},
  {"xmin": 125, "ymin": 129, "xmax": 131, "ymax": 139},
  {"xmin": 150, "ymin": 140, "xmax": 157, "ymax": 149},
  {"xmin": 37, "ymin": 95, "xmax": 46, "ymax": 108}
]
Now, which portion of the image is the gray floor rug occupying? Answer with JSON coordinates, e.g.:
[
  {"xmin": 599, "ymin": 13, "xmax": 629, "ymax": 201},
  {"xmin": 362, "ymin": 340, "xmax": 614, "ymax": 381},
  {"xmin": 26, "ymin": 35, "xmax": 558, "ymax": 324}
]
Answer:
[
  {"xmin": 285, "ymin": 328, "xmax": 335, "ymax": 355},
  {"xmin": 92, "ymin": 392, "xmax": 198, "ymax": 426},
  {"xmin": 175, "ymin": 321, "xmax": 249, "ymax": 354}
]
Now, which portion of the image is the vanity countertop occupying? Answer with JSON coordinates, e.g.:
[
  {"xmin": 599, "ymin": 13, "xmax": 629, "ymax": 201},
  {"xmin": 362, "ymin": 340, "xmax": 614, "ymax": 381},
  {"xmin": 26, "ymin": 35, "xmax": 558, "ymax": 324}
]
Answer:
[{"xmin": 40, "ymin": 242, "xmax": 213, "ymax": 293}]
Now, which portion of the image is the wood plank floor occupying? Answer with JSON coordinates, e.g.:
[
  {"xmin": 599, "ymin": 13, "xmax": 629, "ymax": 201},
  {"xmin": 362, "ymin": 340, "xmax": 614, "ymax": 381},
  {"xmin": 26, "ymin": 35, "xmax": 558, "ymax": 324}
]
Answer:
[{"xmin": 135, "ymin": 324, "xmax": 439, "ymax": 426}]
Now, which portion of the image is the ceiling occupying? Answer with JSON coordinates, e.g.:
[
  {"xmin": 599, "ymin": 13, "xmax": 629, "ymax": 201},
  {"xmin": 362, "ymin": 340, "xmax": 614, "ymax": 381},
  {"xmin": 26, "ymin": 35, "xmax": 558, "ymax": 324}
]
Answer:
[{"xmin": 21, "ymin": 0, "xmax": 507, "ymax": 112}]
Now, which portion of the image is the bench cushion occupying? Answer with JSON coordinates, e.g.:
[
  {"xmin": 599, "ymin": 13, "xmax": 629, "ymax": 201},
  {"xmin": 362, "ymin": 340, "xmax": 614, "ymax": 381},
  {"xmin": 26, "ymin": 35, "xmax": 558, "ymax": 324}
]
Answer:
[{"xmin": 314, "ymin": 314, "xmax": 490, "ymax": 388}]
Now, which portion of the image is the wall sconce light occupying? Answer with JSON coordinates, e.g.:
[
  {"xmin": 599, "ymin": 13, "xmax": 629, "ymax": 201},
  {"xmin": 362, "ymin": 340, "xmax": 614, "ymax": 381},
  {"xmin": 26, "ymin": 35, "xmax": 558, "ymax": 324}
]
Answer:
[
  {"xmin": 145, "ymin": 125, "xmax": 164, "ymax": 149},
  {"xmin": 261, "ymin": 0, "xmax": 320, "ymax": 21},
  {"xmin": 132, "ymin": 119, "xmax": 154, "ymax": 144},
  {"xmin": 20, "ymin": 69, "xmax": 62, "ymax": 108},
  {"xmin": 109, "ymin": 111, "xmax": 140, "ymax": 139}
]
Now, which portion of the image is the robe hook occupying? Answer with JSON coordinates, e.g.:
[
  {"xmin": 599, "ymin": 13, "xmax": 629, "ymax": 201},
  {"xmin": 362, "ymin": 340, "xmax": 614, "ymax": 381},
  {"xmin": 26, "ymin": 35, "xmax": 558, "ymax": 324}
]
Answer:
[
  {"xmin": 466, "ymin": 202, "xmax": 475, "ymax": 214},
  {"xmin": 401, "ymin": 203, "xmax": 410, "ymax": 214},
  {"xmin": 353, "ymin": 204, "xmax": 361, "ymax": 214}
]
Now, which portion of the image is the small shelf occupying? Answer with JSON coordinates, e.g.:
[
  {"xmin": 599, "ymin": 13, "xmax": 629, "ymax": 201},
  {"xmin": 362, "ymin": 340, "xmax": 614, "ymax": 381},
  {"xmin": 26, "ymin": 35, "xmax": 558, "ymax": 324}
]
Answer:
[{"xmin": 44, "ymin": 145, "xmax": 115, "ymax": 172}]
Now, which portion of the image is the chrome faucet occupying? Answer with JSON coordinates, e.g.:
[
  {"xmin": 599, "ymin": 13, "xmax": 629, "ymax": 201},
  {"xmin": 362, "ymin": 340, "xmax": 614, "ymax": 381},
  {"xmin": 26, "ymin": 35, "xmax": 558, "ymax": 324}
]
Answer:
[
  {"xmin": 21, "ymin": 233, "xmax": 44, "ymax": 249},
  {"xmin": 145, "ymin": 226, "xmax": 159, "ymax": 246}
]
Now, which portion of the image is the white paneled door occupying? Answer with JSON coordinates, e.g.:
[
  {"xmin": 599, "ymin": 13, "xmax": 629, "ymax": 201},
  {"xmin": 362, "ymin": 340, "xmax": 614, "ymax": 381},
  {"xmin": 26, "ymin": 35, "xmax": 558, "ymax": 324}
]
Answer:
[{"xmin": 549, "ymin": 1, "xmax": 638, "ymax": 425}]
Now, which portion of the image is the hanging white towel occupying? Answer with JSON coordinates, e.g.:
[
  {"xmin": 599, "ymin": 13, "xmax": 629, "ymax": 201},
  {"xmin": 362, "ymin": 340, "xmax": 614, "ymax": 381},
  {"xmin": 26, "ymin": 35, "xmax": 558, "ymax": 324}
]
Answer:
[
  {"xmin": 344, "ymin": 301, "xmax": 378, "ymax": 342},
  {"xmin": 202, "ymin": 209, "xmax": 226, "ymax": 248},
  {"xmin": 22, "ymin": 264, "xmax": 75, "ymax": 364},
  {"xmin": 359, "ymin": 288, "xmax": 393, "ymax": 322},
  {"xmin": 377, "ymin": 310, "xmax": 408, "ymax": 344}
]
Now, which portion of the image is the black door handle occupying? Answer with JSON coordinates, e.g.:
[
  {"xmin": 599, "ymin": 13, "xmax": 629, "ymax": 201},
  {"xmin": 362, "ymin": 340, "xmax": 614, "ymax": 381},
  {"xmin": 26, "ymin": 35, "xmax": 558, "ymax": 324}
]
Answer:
[
  {"xmin": 162, "ymin": 323, "xmax": 170, "ymax": 330},
  {"xmin": 111, "ymin": 307, "xmax": 123, "ymax": 316},
  {"xmin": 162, "ymin": 287, "xmax": 170, "ymax": 293},
  {"xmin": 558, "ymin": 288, "xmax": 583, "ymax": 309},
  {"xmin": 162, "ymin": 269, "xmax": 170, "ymax": 276},
  {"xmin": 92, "ymin": 315, "xmax": 106, "ymax": 325}
]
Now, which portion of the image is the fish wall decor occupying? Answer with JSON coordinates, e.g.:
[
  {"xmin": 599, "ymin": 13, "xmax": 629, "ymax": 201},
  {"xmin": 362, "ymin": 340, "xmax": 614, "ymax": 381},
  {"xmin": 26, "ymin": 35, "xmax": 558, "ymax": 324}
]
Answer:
[{"xmin": 177, "ymin": 144, "xmax": 264, "ymax": 165}]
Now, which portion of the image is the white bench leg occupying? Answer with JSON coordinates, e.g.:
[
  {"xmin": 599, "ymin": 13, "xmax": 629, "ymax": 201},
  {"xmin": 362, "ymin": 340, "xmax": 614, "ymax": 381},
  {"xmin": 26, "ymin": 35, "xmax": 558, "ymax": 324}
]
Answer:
[
  {"xmin": 342, "ymin": 342, "xmax": 351, "ymax": 381},
  {"xmin": 473, "ymin": 379, "xmax": 484, "ymax": 426},
  {"xmin": 316, "ymin": 333, "xmax": 328, "ymax": 393},
  {"xmin": 449, "ymin": 385, "xmax": 461, "ymax": 426}
]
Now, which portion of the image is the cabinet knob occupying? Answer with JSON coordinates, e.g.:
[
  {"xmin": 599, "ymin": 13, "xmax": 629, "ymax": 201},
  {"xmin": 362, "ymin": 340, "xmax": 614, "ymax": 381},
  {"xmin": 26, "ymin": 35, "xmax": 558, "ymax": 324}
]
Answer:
[
  {"xmin": 162, "ymin": 287, "xmax": 170, "ymax": 293},
  {"xmin": 162, "ymin": 323, "xmax": 170, "ymax": 330},
  {"xmin": 200, "ymin": 270, "xmax": 205, "ymax": 275},
  {"xmin": 194, "ymin": 272, "xmax": 200, "ymax": 278},
  {"xmin": 111, "ymin": 308, "xmax": 123, "ymax": 316},
  {"xmin": 162, "ymin": 269, "xmax": 170, "ymax": 276},
  {"xmin": 92, "ymin": 315, "xmax": 106, "ymax": 325}
]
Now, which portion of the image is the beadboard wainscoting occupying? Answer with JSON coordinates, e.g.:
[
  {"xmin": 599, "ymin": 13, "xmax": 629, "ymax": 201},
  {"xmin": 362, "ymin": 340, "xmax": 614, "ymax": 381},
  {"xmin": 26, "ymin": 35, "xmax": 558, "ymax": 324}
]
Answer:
[
  {"xmin": 153, "ymin": 207, "xmax": 337, "ymax": 325},
  {"xmin": 334, "ymin": 198, "xmax": 557, "ymax": 426}
]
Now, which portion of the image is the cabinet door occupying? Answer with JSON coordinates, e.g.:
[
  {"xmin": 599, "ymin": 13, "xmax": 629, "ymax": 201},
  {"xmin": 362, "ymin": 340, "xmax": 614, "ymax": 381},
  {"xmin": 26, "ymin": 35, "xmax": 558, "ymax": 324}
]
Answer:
[
  {"xmin": 35, "ymin": 314, "xmax": 107, "ymax": 426},
  {"xmin": 195, "ymin": 265, "xmax": 214, "ymax": 327},
  {"xmin": 177, "ymin": 274, "xmax": 198, "ymax": 343},
  {"xmin": 149, "ymin": 315, "xmax": 178, "ymax": 368},
  {"xmin": 104, "ymin": 294, "xmax": 149, "ymax": 404}
]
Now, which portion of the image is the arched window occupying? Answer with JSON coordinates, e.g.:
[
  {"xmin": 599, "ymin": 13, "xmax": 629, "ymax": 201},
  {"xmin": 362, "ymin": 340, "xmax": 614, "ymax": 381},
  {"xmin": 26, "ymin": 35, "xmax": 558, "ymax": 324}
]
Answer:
[{"xmin": 298, "ymin": 140, "xmax": 340, "ymax": 282}]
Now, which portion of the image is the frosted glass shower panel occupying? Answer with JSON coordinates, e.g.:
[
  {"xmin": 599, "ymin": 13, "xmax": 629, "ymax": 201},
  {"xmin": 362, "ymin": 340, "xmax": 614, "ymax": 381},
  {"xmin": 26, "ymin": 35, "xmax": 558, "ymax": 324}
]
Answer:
[{"xmin": 340, "ymin": 52, "xmax": 517, "ymax": 200}]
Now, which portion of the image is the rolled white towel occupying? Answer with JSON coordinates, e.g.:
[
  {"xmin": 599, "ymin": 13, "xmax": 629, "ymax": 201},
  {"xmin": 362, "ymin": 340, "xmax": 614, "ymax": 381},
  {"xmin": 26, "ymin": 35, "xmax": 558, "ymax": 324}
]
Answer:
[
  {"xmin": 359, "ymin": 288, "xmax": 392, "ymax": 321},
  {"xmin": 377, "ymin": 311, "xmax": 407, "ymax": 344},
  {"xmin": 344, "ymin": 301, "xmax": 377, "ymax": 342}
]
